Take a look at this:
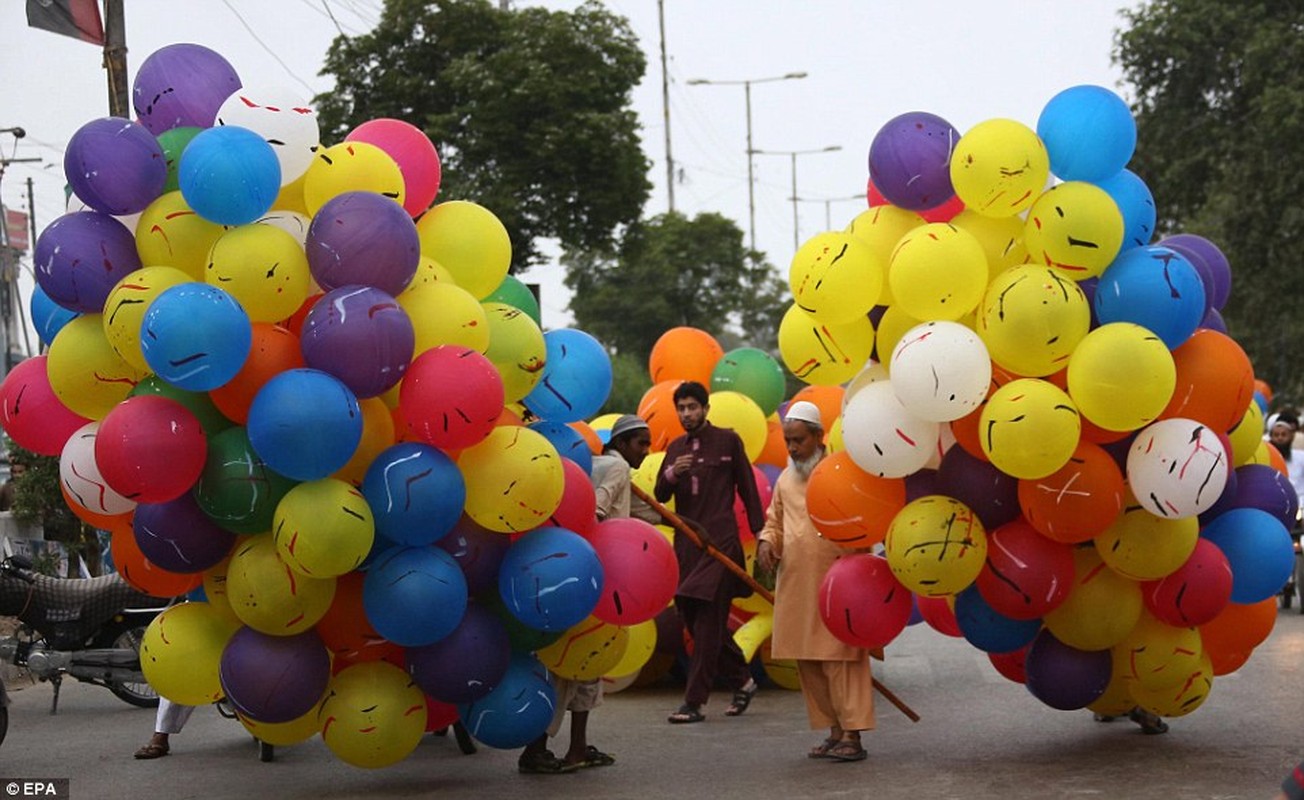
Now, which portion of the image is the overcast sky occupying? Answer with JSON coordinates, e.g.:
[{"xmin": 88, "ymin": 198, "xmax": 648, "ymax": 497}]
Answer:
[{"xmin": 0, "ymin": 0, "xmax": 1135, "ymax": 339}]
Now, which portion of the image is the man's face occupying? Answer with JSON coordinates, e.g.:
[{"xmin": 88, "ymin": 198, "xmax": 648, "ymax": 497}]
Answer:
[
  {"xmin": 615, "ymin": 431, "xmax": 652, "ymax": 469},
  {"xmin": 1270, "ymin": 424, "xmax": 1295, "ymax": 450},
  {"xmin": 676, "ymin": 397, "xmax": 708, "ymax": 433},
  {"xmin": 783, "ymin": 420, "xmax": 823, "ymax": 463}
]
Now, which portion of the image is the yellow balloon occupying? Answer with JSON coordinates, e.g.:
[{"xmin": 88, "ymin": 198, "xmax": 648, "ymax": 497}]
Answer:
[
  {"xmin": 630, "ymin": 451, "xmax": 674, "ymax": 515},
  {"xmin": 951, "ymin": 209, "xmax": 1030, "ymax": 283},
  {"xmin": 826, "ymin": 414, "xmax": 845, "ymax": 454},
  {"xmin": 139, "ymin": 602, "xmax": 235, "ymax": 705},
  {"xmin": 706, "ymin": 390, "xmax": 768, "ymax": 463},
  {"xmin": 777, "ymin": 304, "xmax": 875, "ymax": 386},
  {"xmin": 47, "ymin": 314, "xmax": 150, "ymax": 419},
  {"xmin": 884, "ymin": 495, "xmax": 987, "ymax": 596},
  {"xmin": 205, "ymin": 223, "xmax": 311, "ymax": 323},
  {"xmin": 760, "ymin": 640, "xmax": 801, "ymax": 690},
  {"xmin": 980, "ymin": 378, "xmax": 1082, "ymax": 479},
  {"xmin": 1227, "ymin": 402, "xmax": 1266, "ymax": 467},
  {"xmin": 949, "ymin": 118, "xmax": 1050, "ymax": 218},
  {"xmin": 733, "ymin": 612, "xmax": 773, "ymax": 662},
  {"xmin": 333, "ymin": 397, "xmax": 397, "ymax": 486},
  {"xmin": 588, "ymin": 412, "xmax": 622, "ymax": 440},
  {"xmin": 415, "ymin": 200, "xmax": 511, "ymax": 300},
  {"xmin": 460, "ymin": 426, "xmax": 565, "ymax": 533},
  {"xmin": 201, "ymin": 551, "xmax": 244, "ymax": 630},
  {"xmin": 977, "ymin": 266, "xmax": 1090, "ymax": 377},
  {"xmin": 225, "ymin": 535, "xmax": 336, "ymax": 635},
  {"xmin": 481, "ymin": 302, "xmax": 546, "ymax": 403},
  {"xmin": 536, "ymin": 616, "xmax": 630, "ymax": 681},
  {"xmin": 788, "ymin": 231, "xmax": 883, "ymax": 324},
  {"xmin": 1043, "ymin": 548, "xmax": 1142, "ymax": 651},
  {"xmin": 319, "ymin": 661, "xmax": 427, "ymax": 769},
  {"xmin": 102, "ymin": 265, "xmax": 192, "ymax": 371},
  {"xmin": 1066, "ymin": 322, "xmax": 1176, "ymax": 432},
  {"xmin": 238, "ymin": 706, "xmax": 320, "ymax": 747},
  {"xmin": 845, "ymin": 204, "xmax": 925, "ymax": 308},
  {"xmin": 136, "ymin": 191, "xmax": 225, "ymax": 279},
  {"xmin": 302, "ymin": 141, "xmax": 405, "ymax": 217},
  {"xmin": 604, "ymin": 619, "xmax": 657, "ymax": 679},
  {"xmin": 272, "ymin": 171, "xmax": 310, "ymax": 217},
  {"xmin": 1130, "ymin": 652, "xmax": 1213, "ymax": 718},
  {"xmin": 1023, "ymin": 181, "xmax": 1123, "ymax": 279},
  {"xmin": 1113, "ymin": 611, "xmax": 1204, "ymax": 691},
  {"xmin": 397, "ymin": 280, "xmax": 490, "ymax": 355},
  {"xmin": 1094, "ymin": 501, "xmax": 1198, "ymax": 581},
  {"xmin": 888, "ymin": 223, "xmax": 988, "ymax": 321},
  {"xmin": 274, "ymin": 478, "xmax": 375, "ymax": 578},
  {"xmin": 406, "ymin": 254, "xmax": 455, "ymax": 289}
]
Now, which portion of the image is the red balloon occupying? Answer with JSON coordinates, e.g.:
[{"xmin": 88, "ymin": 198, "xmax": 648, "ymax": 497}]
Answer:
[
  {"xmin": 315, "ymin": 571, "xmax": 403, "ymax": 670},
  {"xmin": 399, "ymin": 345, "xmax": 504, "ymax": 450},
  {"xmin": 588, "ymin": 517, "xmax": 678, "ymax": 625},
  {"xmin": 916, "ymin": 594, "xmax": 962, "ymax": 637},
  {"xmin": 975, "ymin": 519, "xmax": 1075, "ymax": 620},
  {"xmin": 424, "ymin": 696, "xmax": 460, "ymax": 733},
  {"xmin": 0, "ymin": 356, "xmax": 91, "ymax": 455},
  {"xmin": 988, "ymin": 644, "xmax": 1030, "ymax": 684},
  {"xmin": 918, "ymin": 192, "xmax": 965, "ymax": 223},
  {"xmin": 818, "ymin": 554, "xmax": 912, "ymax": 649},
  {"xmin": 547, "ymin": 457, "xmax": 598, "ymax": 538},
  {"xmin": 1141, "ymin": 538, "xmax": 1233, "ymax": 627},
  {"xmin": 95, "ymin": 395, "xmax": 206, "ymax": 503}
]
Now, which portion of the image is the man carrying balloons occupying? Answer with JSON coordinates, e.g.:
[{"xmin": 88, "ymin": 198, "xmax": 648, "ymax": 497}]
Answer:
[
  {"xmin": 656, "ymin": 382, "xmax": 765, "ymax": 724},
  {"xmin": 756, "ymin": 402, "xmax": 873, "ymax": 762}
]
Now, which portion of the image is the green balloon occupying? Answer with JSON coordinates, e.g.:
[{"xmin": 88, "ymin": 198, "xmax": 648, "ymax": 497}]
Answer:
[
  {"xmin": 129, "ymin": 376, "xmax": 234, "ymax": 438},
  {"xmin": 482, "ymin": 592, "xmax": 566, "ymax": 652},
  {"xmin": 483, "ymin": 274, "xmax": 541, "ymax": 327},
  {"xmin": 156, "ymin": 126, "xmax": 203, "ymax": 194},
  {"xmin": 711, "ymin": 347, "xmax": 786, "ymax": 417},
  {"xmin": 192, "ymin": 427, "xmax": 297, "ymax": 535}
]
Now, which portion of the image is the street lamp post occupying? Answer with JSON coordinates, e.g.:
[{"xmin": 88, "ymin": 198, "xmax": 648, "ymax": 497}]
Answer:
[
  {"xmin": 788, "ymin": 192, "xmax": 867, "ymax": 230},
  {"xmin": 686, "ymin": 72, "xmax": 807, "ymax": 253},
  {"xmin": 752, "ymin": 145, "xmax": 842, "ymax": 251}
]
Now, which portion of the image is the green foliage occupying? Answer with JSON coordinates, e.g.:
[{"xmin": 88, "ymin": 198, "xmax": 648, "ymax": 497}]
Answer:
[
  {"xmin": 315, "ymin": 0, "xmax": 651, "ymax": 272},
  {"xmin": 602, "ymin": 349, "xmax": 652, "ymax": 416},
  {"xmin": 565, "ymin": 211, "xmax": 790, "ymax": 365},
  {"xmin": 1115, "ymin": 0, "xmax": 1304, "ymax": 402},
  {"xmin": 5, "ymin": 440, "xmax": 99, "ymax": 577}
]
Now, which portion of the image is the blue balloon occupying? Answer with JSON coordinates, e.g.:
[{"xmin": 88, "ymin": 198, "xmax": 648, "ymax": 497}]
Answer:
[
  {"xmin": 363, "ymin": 545, "xmax": 468, "ymax": 647},
  {"xmin": 521, "ymin": 328, "xmax": 612, "ymax": 423},
  {"xmin": 1253, "ymin": 390, "xmax": 1269, "ymax": 415},
  {"xmin": 458, "ymin": 653, "xmax": 555, "ymax": 749},
  {"xmin": 407, "ymin": 603, "xmax": 511, "ymax": 704},
  {"xmin": 498, "ymin": 526, "xmax": 603, "ymax": 632},
  {"xmin": 246, "ymin": 368, "xmax": 362, "ymax": 481},
  {"xmin": 361, "ymin": 442, "xmax": 465, "ymax": 546},
  {"xmin": 1200, "ymin": 508, "xmax": 1295, "ymax": 604},
  {"xmin": 140, "ymin": 282, "xmax": 252, "ymax": 391},
  {"xmin": 1094, "ymin": 245, "xmax": 1206, "ymax": 349},
  {"xmin": 29, "ymin": 285, "xmax": 78, "ymax": 346},
  {"xmin": 527, "ymin": 420, "xmax": 592, "ymax": 475},
  {"xmin": 953, "ymin": 585, "xmax": 1042, "ymax": 654},
  {"xmin": 178, "ymin": 125, "xmax": 280, "ymax": 225},
  {"xmin": 1037, "ymin": 85, "xmax": 1136, "ymax": 182},
  {"xmin": 1095, "ymin": 168, "xmax": 1156, "ymax": 252}
]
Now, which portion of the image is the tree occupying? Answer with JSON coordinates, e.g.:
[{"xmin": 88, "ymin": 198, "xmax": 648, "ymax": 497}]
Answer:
[
  {"xmin": 5, "ymin": 441, "xmax": 101, "ymax": 577},
  {"xmin": 1115, "ymin": 1, "xmax": 1304, "ymax": 402},
  {"xmin": 314, "ymin": 0, "xmax": 651, "ymax": 272},
  {"xmin": 564, "ymin": 211, "xmax": 790, "ymax": 365}
]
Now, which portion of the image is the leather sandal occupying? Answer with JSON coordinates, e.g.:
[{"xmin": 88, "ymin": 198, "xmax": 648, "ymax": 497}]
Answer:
[
  {"xmin": 668, "ymin": 703, "xmax": 705, "ymax": 724},
  {"xmin": 808, "ymin": 738, "xmax": 839, "ymax": 759},
  {"xmin": 133, "ymin": 742, "xmax": 169, "ymax": 760},
  {"xmin": 724, "ymin": 680, "xmax": 757, "ymax": 716}
]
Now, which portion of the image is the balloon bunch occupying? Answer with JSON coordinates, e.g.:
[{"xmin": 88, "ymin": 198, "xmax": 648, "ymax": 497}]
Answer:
[
  {"xmin": 773, "ymin": 85, "xmax": 1290, "ymax": 720},
  {"xmin": 1, "ymin": 43, "xmax": 679, "ymax": 769}
]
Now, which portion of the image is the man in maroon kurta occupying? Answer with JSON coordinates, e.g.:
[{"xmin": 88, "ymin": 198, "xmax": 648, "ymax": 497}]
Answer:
[{"xmin": 654, "ymin": 381, "xmax": 765, "ymax": 723}]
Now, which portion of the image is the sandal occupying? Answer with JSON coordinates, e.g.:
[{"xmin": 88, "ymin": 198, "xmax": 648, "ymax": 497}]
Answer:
[
  {"xmin": 1129, "ymin": 708, "xmax": 1169, "ymax": 735},
  {"xmin": 576, "ymin": 745, "xmax": 615, "ymax": 768},
  {"xmin": 827, "ymin": 740, "xmax": 868, "ymax": 762},
  {"xmin": 518, "ymin": 749, "xmax": 579, "ymax": 774},
  {"xmin": 808, "ymin": 738, "xmax": 839, "ymax": 759},
  {"xmin": 668, "ymin": 704, "xmax": 705, "ymax": 724},
  {"xmin": 724, "ymin": 680, "xmax": 758, "ymax": 717},
  {"xmin": 133, "ymin": 742, "xmax": 169, "ymax": 760}
]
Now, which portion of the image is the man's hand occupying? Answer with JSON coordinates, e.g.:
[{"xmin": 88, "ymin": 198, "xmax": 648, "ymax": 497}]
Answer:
[
  {"xmin": 672, "ymin": 454, "xmax": 694, "ymax": 476},
  {"xmin": 756, "ymin": 540, "xmax": 778, "ymax": 573}
]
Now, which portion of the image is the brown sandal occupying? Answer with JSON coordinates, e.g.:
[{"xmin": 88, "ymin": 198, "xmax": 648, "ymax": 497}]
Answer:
[
  {"xmin": 827, "ymin": 740, "xmax": 867, "ymax": 762},
  {"xmin": 808, "ymin": 738, "xmax": 839, "ymax": 759},
  {"xmin": 133, "ymin": 742, "xmax": 169, "ymax": 760}
]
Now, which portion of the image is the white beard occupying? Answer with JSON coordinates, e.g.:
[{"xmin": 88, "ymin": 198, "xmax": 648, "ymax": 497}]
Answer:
[{"xmin": 789, "ymin": 448, "xmax": 825, "ymax": 480}]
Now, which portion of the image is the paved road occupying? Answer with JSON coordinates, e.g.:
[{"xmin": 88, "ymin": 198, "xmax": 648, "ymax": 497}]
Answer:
[{"xmin": 1, "ymin": 607, "xmax": 1300, "ymax": 800}]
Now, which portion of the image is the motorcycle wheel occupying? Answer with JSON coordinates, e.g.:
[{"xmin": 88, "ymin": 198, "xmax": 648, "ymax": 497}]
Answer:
[{"xmin": 100, "ymin": 623, "xmax": 160, "ymax": 709}]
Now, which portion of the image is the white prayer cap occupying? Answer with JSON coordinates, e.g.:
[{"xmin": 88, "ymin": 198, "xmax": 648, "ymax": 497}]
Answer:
[{"xmin": 784, "ymin": 401, "xmax": 822, "ymax": 428}]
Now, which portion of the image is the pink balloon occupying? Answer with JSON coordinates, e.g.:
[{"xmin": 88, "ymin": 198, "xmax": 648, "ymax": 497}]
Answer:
[
  {"xmin": 818, "ymin": 554, "xmax": 912, "ymax": 649},
  {"xmin": 916, "ymin": 593, "xmax": 963, "ymax": 637},
  {"xmin": 734, "ymin": 465, "xmax": 772, "ymax": 540},
  {"xmin": 95, "ymin": 395, "xmax": 206, "ymax": 503},
  {"xmin": 548, "ymin": 457, "xmax": 598, "ymax": 538},
  {"xmin": 399, "ymin": 346, "xmax": 504, "ymax": 451},
  {"xmin": 1141, "ymin": 537, "xmax": 1233, "ymax": 627},
  {"xmin": 588, "ymin": 517, "xmax": 678, "ymax": 625},
  {"xmin": 0, "ymin": 356, "xmax": 92, "ymax": 455},
  {"xmin": 974, "ymin": 519, "xmax": 1075, "ymax": 620},
  {"xmin": 346, "ymin": 118, "xmax": 442, "ymax": 217}
]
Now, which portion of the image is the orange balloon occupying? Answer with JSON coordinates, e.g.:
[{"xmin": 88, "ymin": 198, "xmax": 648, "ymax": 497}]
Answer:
[
  {"xmin": 806, "ymin": 451, "xmax": 907, "ymax": 548},
  {"xmin": 110, "ymin": 528, "xmax": 203, "ymax": 596},
  {"xmin": 1206, "ymin": 647, "xmax": 1252, "ymax": 677},
  {"xmin": 756, "ymin": 417, "xmax": 787, "ymax": 468},
  {"xmin": 1254, "ymin": 378, "xmax": 1273, "ymax": 404},
  {"xmin": 1198, "ymin": 597, "xmax": 1277, "ymax": 668},
  {"xmin": 333, "ymin": 397, "xmax": 397, "ymax": 487},
  {"xmin": 637, "ymin": 380, "xmax": 685, "ymax": 452},
  {"xmin": 316, "ymin": 571, "xmax": 397, "ymax": 664},
  {"xmin": 789, "ymin": 384, "xmax": 845, "ymax": 432},
  {"xmin": 569, "ymin": 421, "xmax": 602, "ymax": 456},
  {"xmin": 950, "ymin": 363, "xmax": 1019, "ymax": 460},
  {"xmin": 1266, "ymin": 443, "xmax": 1289, "ymax": 478},
  {"xmin": 648, "ymin": 327, "xmax": 723, "ymax": 385},
  {"xmin": 209, "ymin": 323, "xmax": 306, "ymax": 424},
  {"xmin": 1017, "ymin": 441, "xmax": 1125, "ymax": 544},
  {"xmin": 60, "ymin": 482, "xmax": 133, "ymax": 532},
  {"xmin": 1160, "ymin": 329, "xmax": 1255, "ymax": 433}
]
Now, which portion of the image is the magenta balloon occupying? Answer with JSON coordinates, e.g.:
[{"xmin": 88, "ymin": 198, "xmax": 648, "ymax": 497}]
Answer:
[
  {"xmin": 818, "ymin": 553, "xmax": 913, "ymax": 649},
  {"xmin": 34, "ymin": 211, "xmax": 142, "ymax": 313},
  {"xmin": 305, "ymin": 191, "xmax": 420, "ymax": 295},
  {"xmin": 399, "ymin": 346, "xmax": 504, "ymax": 450},
  {"xmin": 132, "ymin": 43, "xmax": 242, "ymax": 135},
  {"xmin": 219, "ymin": 627, "xmax": 331, "ymax": 723},
  {"xmin": 65, "ymin": 118, "xmax": 167, "ymax": 215},
  {"xmin": 867, "ymin": 111, "xmax": 959, "ymax": 211},
  {"xmin": 345, "ymin": 118, "xmax": 442, "ymax": 217},
  {"xmin": 1141, "ymin": 537, "xmax": 1233, "ymax": 627},
  {"xmin": 95, "ymin": 395, "xmax": 207, "ymax": 503},
  {"xmin": 588, "ymin": 517, "xmax": 678, "ymax": 625},
  {"xmin": 299, "ymin": 286, "xmax": 414, "ymax": 398},
  {"xmin": 0, "ymin": 356, "xmax": 91, "ymax": 456}
]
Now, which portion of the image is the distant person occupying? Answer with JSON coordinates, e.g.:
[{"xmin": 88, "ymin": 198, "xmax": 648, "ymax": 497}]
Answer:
[
  {"xmin": 655, "ymin": 381, "xmax": 765, "ymax": 724},
  {"xmin": 756, "ymin": 401, "xmax": 873, "ymax": 762},
  {"xmin": 0, "ymin": 459, "xmax": 26, "ymax": 512}
]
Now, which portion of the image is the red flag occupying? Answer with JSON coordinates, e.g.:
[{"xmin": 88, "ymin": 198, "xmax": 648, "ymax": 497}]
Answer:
[{"xmin": 26, "ymin": 0, "xmax": 105, "ymax": 45}]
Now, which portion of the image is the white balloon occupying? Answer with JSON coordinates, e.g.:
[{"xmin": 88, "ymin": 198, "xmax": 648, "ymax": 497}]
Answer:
[
  {"xmin": 60, "ymin": 420, "xmax": 136, "ymax": 516},
  {"xmin": 841, "ymin": 380, "xmax": 939, "ymax": 478},
  {"xmin": 1126, "ymin": 418, "xmax": 1230, "ymax": 519},
  {"xmin": 216, "ymin": 85, "xmax": 320, "ymax": 185},
  {"xmin": 890, "ymin": 321, "xmax": 991, "ymax": 422}
]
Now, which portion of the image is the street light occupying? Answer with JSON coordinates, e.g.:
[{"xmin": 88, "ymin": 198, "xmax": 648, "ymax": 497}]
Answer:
[
  {"xmin": 751, "ymin": 145, "xmax": 842, "ymax": 251},
  {"xmin": 686, "ymin": 72, "xmax": 808, "ymax": 252},
  {"xmin": 788, "ymin": 192, "xmax": 866, "ymax": 231}
]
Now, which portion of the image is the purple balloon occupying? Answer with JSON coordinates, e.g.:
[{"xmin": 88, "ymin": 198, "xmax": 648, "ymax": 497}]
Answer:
[
  {"xmin": 219, "ymin": 627, "xmax": 331, "ymax": 723},
  {"xmin": 1160, "ymin": 234, "xmax": 1231, "ymax": 311},
  {"xmin": 868, "ymin": 111, "xmax": 958, "ymax": 211},
  {"xmin": 1024, "ymin": 629, "xmax": 1111, "ymax": 711},
  {"xmin": 132, "ymin": 493, "xmax": 236, "ymax": 573},
  {"xmin": 936, "ymin": 446, "xmax": 1020, "ymax": 529},
  {"xmin": 132, "ymin": 43, "xmax": 242, "ymax": 135},
  {"xmin": 305, "ymin": 191, "xmax": 420, "ymax": 295},
  {"xmin": 1199, "ymin": 305, "xmax": 1227, "ymax": 334},
  {"xmin": 1200, "ymin": 463, "xmax": 1297, "ymax": 530},
  {"xmin": 435, "ymin": 515, "xmax": 511, "ymax": 597},
  {"xmin": 34, "ymin": 211, "xmax": 141, "ymax": 312},
  {"xmin": 407, "ymin": 603, "xmax": 511, "ymax": 704},
  {"xmin": 300, "ymin": 286, "xmax": 414, "ymax": 398},
  {"xmin": 64, "ymin": 118, "xmax": 167, "ymax": 216},
  {"xmin": 904, "ymin": 467, "xmax": 941, "ymax": 502}
]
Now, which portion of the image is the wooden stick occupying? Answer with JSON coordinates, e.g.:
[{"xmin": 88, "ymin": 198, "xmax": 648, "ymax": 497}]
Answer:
[{"xmin": 630, "ymin": 483, "xmax": 920, "ymax": 723}]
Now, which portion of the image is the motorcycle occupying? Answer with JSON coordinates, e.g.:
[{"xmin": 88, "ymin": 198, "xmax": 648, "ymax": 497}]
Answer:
[{"xmin": 0, "ymin": 552, "xmax": 172, "ymax": 746}]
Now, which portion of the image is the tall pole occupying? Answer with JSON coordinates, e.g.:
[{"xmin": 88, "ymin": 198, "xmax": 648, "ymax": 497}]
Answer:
[
  {"xmin": 744, "ymin": 82, "xmax": 755, "ymax": 252},
  {"xmin": 103, "ymin": 0, "xmax": 129, "ymax": 117},
  {"xmin": 788, "ymin": 152, "xmax": 799, "ymax": 251},
  {"xmin": 658, "ymin": 0, "xmax": 674, "ymax": 213},
  {"xmin": 753, "ymin": 145, "xmax": 841, "ymax": 254}
]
